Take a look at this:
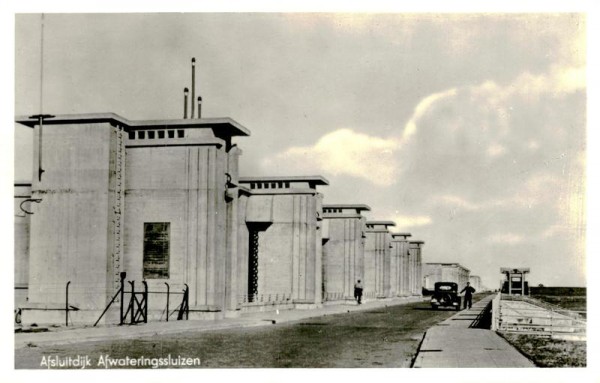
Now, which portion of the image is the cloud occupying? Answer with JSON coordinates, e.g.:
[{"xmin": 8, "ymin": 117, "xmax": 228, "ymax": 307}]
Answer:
[
  {"xmin": 263, "ymin": 129, "xmax": 402, "ymax": 186},
  {"xmin": 402, "ymin": 88, "xmax": 457, "ymax": 140},
  {"xmin": 391, "ymin": 215, "xmax": 432, "ymax": 229}
]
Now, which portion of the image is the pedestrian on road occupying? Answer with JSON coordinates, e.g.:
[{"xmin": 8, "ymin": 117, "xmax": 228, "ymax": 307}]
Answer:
[
  {"xmin": 460, "ymin": 282, "xmax": 476, "ymax": 309},
  {"xmin": 354, "ymin": 280, "xmax": 363, "ymax": 305}
]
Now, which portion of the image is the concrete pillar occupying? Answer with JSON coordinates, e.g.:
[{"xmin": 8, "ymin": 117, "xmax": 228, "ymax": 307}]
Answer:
[
  {"xmin": 391, "ymin": 233, "xmax": 411, "ymax": 297},
  {"xmin": 364, "ymin": 221, "xmax": 395, "ymax": 299},
  {"xmin": 239, "ymin": 176, "xmax": 328, "ymax": 308},
  {"xmin": 322, "ymin": 204, "xmax": 370, "ymax": 302}
]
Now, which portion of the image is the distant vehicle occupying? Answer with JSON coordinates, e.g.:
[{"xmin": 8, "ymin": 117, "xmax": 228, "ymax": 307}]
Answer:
[{"xmin": 430, "ymin": 282, "xmax": 461, "ymax": 311}]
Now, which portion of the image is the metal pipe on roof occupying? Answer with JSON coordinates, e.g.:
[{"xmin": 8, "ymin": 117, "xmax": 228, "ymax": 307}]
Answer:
[
  {"xmin": 191, "ymin": 57, "xmax": 196, "ymax": 119},
  {"xmin": 197, "ymin": 96, "xmax": 202, "ymax": 118},
  {"xmin": 183, "ymin": 87, "xmax": 189, "ymax": 119}
]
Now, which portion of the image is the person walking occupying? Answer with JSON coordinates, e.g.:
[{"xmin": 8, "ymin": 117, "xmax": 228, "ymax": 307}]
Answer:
[
  {"xmin": 354, "ymin": 280, "xmax": 364, "ymax": 305},
  {"xmin": 460, "ymin": 282, "xmax": 476, "ymax": 309}
]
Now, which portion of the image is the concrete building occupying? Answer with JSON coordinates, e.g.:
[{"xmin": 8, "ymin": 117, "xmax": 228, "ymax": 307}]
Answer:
[
  {"xmin": 390, "ymin": 233, "xmax": 411, "ymax": 297},
  {"xmin": 408, "ymin": 241, "xmax": 425, "ymax": 296},
  {"xmin": 237, "ymin": 176, "xmax": 328, "ymax": 309},
  {"xmin": 363, "ymin": 221, "xmax": 395, "ymax": 299},
  {"xmin": 321, "ymin": 204, "xmax": 370, "ymax": 302},
  {"xmin": 14, "ymin": 183, "xmax": 32, "ymax": 308},
  {"xmin": 423, "ymin": 263, "xmax": 470, "ymax": 292},
  {"xmin": 500, "ymin": 267, "xmax": 530, "ymax": 296},
  {"xmin": 469, "ymin": 275, "xmax": 482, "ymax": 292},
  {"xmin": 15, "ymin": 113, "xmax": 250, "ymax": 324}
]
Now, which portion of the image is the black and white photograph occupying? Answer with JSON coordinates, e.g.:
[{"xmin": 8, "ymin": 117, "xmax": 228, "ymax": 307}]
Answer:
[{"xmin": 3, "ymin": 2, "xmax": 597, "ymax": 381}]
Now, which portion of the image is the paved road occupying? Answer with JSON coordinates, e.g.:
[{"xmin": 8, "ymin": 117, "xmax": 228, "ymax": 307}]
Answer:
[{"xmin": 16, "ymin": 298, "xmax": 466, "ymax": 369}]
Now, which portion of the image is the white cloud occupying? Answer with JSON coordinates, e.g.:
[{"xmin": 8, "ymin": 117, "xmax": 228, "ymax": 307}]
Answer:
[
  {"xmin": 264, "ymin": 129, "xmax": 401, "ymax": 186},
  {"xmin": 401, "ymin": 65, "xmax": 584, "ymax": 144},
  {"xmin": 402, "ymin": 88, "xmax": 457, "ymax": 140},
  {"xmin": 391, "ymin": 215, "xmax": 432, "ymax": 229}
]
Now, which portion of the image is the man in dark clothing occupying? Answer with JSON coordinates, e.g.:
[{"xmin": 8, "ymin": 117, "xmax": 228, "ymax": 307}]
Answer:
[
  {"xmin": 354, "ymin": 280, "xmax": 363, "ymax": 304},
  {"xmin": 460, "ymin": 282, "xmax": 476, "ymax": 309}
]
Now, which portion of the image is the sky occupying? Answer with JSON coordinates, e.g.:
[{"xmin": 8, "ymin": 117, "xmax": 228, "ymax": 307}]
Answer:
[{"xmin": 13, "ymin": 13, "xmax": 586, "ymax": 289}]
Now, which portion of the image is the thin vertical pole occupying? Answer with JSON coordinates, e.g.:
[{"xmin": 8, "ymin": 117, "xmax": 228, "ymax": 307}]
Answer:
[
  {"xmin": 165, "ymin": 282, "xmax": 170, "ymax": 322},
  {"xmin": 38, "ymin": 14, "xmax": 45, "ymax": 181},
  {"xmin": 65, "ymin": 281, "xmax": 70, "ymax": 326},
  {"xmin": 119, "ymin": 273, "xmax": 125, "ymax": 325},
  {"xmin": 191, "ymin": 58, "xmax": 195, "ymax": 118}
]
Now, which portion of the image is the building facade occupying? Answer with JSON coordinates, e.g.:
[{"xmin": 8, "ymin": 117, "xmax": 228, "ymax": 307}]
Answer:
[
  {"xmin": 321, "ymin": 204, "xmax": 370, "ymax": 302},
  {"xmin": 237, "ymin": 176, "xmax": 327, "ymax": 309},
  {"xmin": 363, "ymin": 221, "xmax": 395, "ymax": 299},
  {"xmin": 390, "ymin": 233, "xmax": 411, "ymax": 297},
  {"xmin": 15, "ymin": 114, "xmax": 250, "ymax": 323},
  {"xmin": 14, "ymin": 113, "xmax": 426, "ymax": 325},
  {"xmin": 423, "ymin": 262, "xmax": 470, "ymax": 292}
]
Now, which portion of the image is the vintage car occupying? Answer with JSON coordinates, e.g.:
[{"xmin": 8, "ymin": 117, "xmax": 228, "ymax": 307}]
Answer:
[{"xmin": 430, "ymin": 282, "xmax": 462, "ymax": 310}]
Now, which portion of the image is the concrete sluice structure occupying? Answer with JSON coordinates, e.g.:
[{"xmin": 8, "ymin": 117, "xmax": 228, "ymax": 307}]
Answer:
[
  {"xmin": 237, "ymin": 176, "xmax": 327, "ymax": 311},
  {"xmin": 321, "ymin": 204, "xmax": 370, "ymax": 302},
  {"xmin": 364, "ymin": 221, "xmax": 396, "ymax": 299},
  {"xmin": 14, "ymin": 113, "xmax": 425, "ymax": 325},
  {"xmin": 391, "ymin": 233, "xmax": 412, "ymax": 297}
]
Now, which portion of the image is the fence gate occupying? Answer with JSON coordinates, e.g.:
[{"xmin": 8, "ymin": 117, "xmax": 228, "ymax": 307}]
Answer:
[{"xmin": 123, "ymin": 281, "xmax": 148, "ymax": 324}]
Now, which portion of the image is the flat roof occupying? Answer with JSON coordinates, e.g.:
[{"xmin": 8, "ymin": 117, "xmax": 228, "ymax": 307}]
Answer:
[
  {"xmin": 15, "ymin": 113, "xmax": 250, "ymax": 137},
  {"xmin": 323, "ymin": 204, "xmax": 371, "ymax": 211},
  {"xmin": 391, "ymin": 232, "xmax": 412, "ymax": 237},
  {"xmin": 426, "ymin": 262, "xmax": 469, "ymax": 271},
  {"xmin": 366, "ymin": 221, "xmax": 396, "ymax": 227},
  {"xmin": 409, "ymin": 240, "xmax": 425, "ymax": 244},
  {"xmin": 239, "ymin": 176, "xmax": 329, "ymax": 186},
  {"xmin": 500, "ymin": 267, "xmax": 530, "ymax": 273}
]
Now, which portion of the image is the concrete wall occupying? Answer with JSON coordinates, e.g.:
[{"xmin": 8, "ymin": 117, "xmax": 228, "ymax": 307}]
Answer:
[
  {"xmin": 424, "ymin": 263, "xmax": 470, "ymax": 292},
  {"xmin": 14, "ymin": 184, "xmax": 32, "ymax": 307},
  {"xmin": 124, "ymin": 138, "xmax": 236, "ymax": 314},
  {"xmin": 408, "ymin": 242, "xmax": 424, "ymax": 295},
  {"xmin": 364, "ymin": 222, "xmax": 394, "ymax": 298},
  {"xmin": 322, "ymin": 206, "xmax": 368, "ymax": 301},
  {"xmin": 16, "ymin": 115, "xmax": 249, "ymax": 324},
  {"xmin": 391, "ymin": 234, "xmax": 411, "ymax": 296},
  {"xmin": 22, "ymin": 122, "xmax": 120, "ymax": 324},
  {"xmin": 238, "ymin": 178, "xmax": 326, "ymax": 307}
]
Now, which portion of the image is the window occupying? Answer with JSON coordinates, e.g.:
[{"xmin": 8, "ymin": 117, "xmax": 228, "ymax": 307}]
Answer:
[{"xmin": 143, "ymin": 222, "xmax": 170, "ymax": 279}]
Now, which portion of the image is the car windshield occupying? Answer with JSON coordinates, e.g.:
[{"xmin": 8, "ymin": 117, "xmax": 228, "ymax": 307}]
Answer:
[{"xmin": 438, "ymin": 286, "xmax": 452, "ymax": 291}]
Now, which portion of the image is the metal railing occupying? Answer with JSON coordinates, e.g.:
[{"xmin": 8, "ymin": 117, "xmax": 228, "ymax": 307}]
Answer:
[{"xmin": 496, "ymin": 294, "xmax": 586, "ymax": 338}]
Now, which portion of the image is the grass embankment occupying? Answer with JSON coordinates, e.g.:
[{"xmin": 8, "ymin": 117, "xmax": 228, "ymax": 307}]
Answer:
[
  {"xmin": 501, "ymin": 288, "xmax": 586, "ymax": 367},
  {"xmin": 501, "ymin": 333, "xmax": 586, "ymax": 367},
  {"xmin": 529, "ymin": 287, "xmax": 586, "ymax": 312}
]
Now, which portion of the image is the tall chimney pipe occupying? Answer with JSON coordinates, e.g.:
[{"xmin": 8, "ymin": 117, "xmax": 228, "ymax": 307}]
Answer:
[
  {"xmin": 197, "ymin": 96, "xmax": 202, "ymax": 119},
  {"xmin": 183, "ymin": 87, "xmax": 189, "ymax": 119},
  {"xmin": 191, "ymin": 57, "xmax": 196, "ymax": 119}
]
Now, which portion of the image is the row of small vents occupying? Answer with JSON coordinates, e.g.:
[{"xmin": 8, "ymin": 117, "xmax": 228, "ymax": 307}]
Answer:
[{"xmin": 128, "ymin": 129, "xmax": 186, "ymax": 140}]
